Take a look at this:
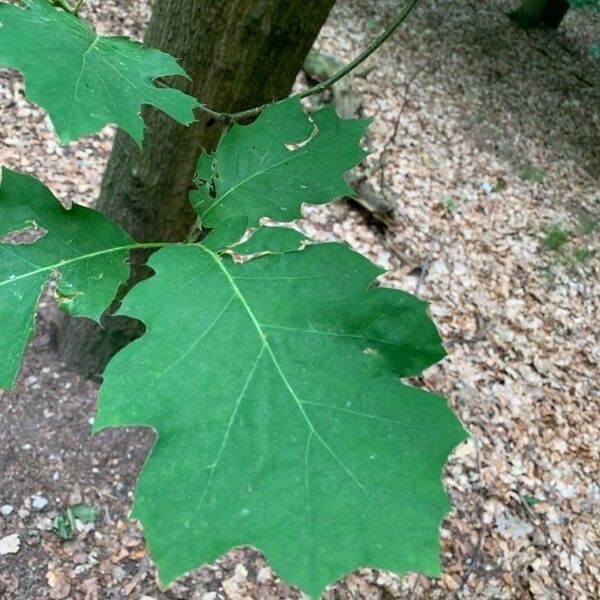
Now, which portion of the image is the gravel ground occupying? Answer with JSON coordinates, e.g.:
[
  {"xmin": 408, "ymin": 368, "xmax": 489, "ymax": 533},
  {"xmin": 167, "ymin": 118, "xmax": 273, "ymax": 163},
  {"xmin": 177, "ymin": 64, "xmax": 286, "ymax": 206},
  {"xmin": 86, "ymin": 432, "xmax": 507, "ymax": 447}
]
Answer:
[{"xmin": 1, "ymin": 0, "xmax": 599, "ymax": 598}]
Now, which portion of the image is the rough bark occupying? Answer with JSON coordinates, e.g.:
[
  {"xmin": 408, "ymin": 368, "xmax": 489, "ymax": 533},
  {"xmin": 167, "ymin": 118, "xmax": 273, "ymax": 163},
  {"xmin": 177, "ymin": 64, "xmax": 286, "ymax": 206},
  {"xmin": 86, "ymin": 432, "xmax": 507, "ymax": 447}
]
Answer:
[
  {"xmin": 57, "ymin": 0, "xmax": 336, "ymax": 377},
  {"xmin": 509, "ymin": 0, "xmax": 570, "ymax": 28}
]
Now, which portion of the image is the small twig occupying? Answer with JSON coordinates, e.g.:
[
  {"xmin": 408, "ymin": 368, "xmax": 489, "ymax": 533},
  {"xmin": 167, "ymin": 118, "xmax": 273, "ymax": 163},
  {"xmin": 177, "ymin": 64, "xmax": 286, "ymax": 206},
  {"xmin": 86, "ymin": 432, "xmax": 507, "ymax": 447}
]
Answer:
[
  {"xmin": 378, "ymin": 58, "xmax": 435, "ymax": 203},
  {"xmin": 378, "ymin": 112, "xmax": 402, "ymax": 205},
  {"xmin": 201, "ymin": 0, "xmax": 422, "ymax": 123},
  {"xmin": 514, "ymin": 491, "xmax": 572, "ymax": 597},
  {"xmin": 184, "ymin": 219, "xmax": 202, "ymax": 244},
  {"xmin": 469, "ymin": 436, "xmax": 487, "ymax": 564},
  {"xmin": 517, "ymin": 492, "xmax": 537, "ymax": 522},
  {"xmin": 383, "ymin": 239, "xmax": 417, "ymax": 269},
  {"xmin": 406, "ymin": 573, "xmax": 422, "ymax": 598},
  {"xmin": 415, "ymin": 235, "xmax": 437, "ymax": 295},
  {"xmin": 446, "ymin": 312, "xmax": 492, "ymax": 347},
  {"xmin": 457, "ymin": 436, "xmax": 487, "ymax": 595}
]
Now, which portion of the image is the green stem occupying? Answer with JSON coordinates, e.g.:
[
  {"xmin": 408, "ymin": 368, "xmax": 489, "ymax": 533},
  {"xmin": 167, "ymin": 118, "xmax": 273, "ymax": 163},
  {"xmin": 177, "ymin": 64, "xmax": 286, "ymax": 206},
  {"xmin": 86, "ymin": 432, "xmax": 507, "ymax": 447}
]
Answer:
[
  {"xmin": 48, "ymin": 0, "xmax": 84, "ymax": 16},
  {"xmin": 74, "ymin": 0, "xmax": 85, "ymax": 16},
  {"xmin": 50, "ymin": 0, "xmax": 75, "ymax": 13},
  {"xmin": 201, "ymin": 0, "xmax": 421, "ymax": 123},
  {"xmin": 184, "ymin": 219, "xmax": 202, "ymax": 243}
]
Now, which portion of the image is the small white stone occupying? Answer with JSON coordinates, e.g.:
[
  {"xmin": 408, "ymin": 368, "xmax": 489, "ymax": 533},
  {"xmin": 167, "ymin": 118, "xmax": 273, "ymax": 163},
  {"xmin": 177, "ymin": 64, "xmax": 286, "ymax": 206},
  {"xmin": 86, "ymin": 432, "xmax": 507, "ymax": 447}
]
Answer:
[
  {"xmin": 0, "ymin": 534, "xmax": 20, "ymax": 555},
  {"xmin": 0, "ymin": 505, "xmax": 14, "ymax": 517},
  {"xmin": 234, "ymin": 562, "xmax": 248, "ymax": 581},
  {"xmin": 32, "ymin": 496, "xmax": 49, "ymax": 511},
  {"xmin": 256, "ymin": 566, "xmax": 272, "ymax": 584},
  {"xmin": 74, "ymin": 565, "xmax": 89, "ymax": 576},
  {"xmin": 37, "ymin": 517, "xmax": 53, "ymax": 531}
]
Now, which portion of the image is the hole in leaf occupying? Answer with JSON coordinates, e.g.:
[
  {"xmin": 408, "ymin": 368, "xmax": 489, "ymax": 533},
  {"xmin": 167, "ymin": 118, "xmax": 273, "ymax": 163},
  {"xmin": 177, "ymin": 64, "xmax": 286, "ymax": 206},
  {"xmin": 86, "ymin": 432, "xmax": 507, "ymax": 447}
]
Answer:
[
  {"xmin": 0, "ymin": 222, "xmax": 47, "ymax": 245},
  {"xmin": 284, "ymin": 120, "xmax": 318, "ymax": 152},
  {"xmin": 208, "ymin": 178, "xmax": 217, "ymax": 199}
]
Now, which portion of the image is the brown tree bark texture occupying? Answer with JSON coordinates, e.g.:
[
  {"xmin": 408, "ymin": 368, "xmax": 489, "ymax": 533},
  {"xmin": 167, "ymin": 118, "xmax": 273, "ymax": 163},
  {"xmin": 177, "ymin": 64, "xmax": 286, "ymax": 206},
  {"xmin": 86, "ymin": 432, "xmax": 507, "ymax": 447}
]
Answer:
[{"xmin": 58, "ymin": 0, "xmax": 336, "ymax": 376}]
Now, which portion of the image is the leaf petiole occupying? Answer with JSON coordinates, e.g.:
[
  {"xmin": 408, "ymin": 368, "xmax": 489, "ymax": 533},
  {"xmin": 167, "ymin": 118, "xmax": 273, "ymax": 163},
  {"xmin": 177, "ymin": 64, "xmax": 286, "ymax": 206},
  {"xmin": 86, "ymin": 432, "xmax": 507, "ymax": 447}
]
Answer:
[
  {"xmin": 73, "ymin": 0, "xmax": 85, "ymax": 16},
  {"xmin": 48, "ymin": 0, "xmax": 85, "ymax": 17}
]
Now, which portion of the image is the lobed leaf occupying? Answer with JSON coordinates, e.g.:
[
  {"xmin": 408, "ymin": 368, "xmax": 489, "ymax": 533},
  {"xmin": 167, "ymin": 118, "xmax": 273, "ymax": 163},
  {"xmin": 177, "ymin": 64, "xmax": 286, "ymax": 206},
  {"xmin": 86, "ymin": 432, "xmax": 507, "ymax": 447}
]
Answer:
[
  {"xmin": 0, "ymin": 0, "xmax": 200, "ymax": 144},
  {"xmin": 190, "ymin": 98, "xmax": 369, "ymax": 231},
  {"xmin": 95, "ymin": 241, "xmax": 467, "ymax": 597},
  {"xmin": 0, "ymin": 168, "xmax": 134, "ymax": 390}
]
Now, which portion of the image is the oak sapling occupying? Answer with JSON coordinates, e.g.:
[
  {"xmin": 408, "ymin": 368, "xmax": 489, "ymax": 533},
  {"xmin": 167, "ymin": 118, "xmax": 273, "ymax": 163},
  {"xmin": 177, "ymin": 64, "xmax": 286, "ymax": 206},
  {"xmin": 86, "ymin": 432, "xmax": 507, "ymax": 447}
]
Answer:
[{"xmin": 0, "ymin": 0, "xmax": 466, "ymax": 595}]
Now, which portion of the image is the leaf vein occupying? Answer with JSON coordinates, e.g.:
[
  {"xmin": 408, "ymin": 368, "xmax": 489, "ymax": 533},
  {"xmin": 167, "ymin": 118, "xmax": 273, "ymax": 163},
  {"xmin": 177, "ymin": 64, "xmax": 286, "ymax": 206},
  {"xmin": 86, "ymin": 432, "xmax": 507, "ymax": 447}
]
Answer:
[
  {"xmin": 200, "ymin": 246, "xmax": 367, "ymax": 495},
  {"xmin": 200, "ymin": 345, "xmax": 266, "ymax": 504}
]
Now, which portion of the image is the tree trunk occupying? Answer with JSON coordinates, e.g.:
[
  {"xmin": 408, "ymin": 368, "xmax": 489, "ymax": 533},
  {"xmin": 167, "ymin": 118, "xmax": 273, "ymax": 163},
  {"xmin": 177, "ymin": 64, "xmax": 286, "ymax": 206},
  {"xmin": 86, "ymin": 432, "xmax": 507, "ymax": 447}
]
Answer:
[
  {"xmin": 509, "ymin": 0, "xmax": 570, "ymax": 28},
  {"xmin": 57, "ymin": 0, "xmax": 336, "ymax": 378}
]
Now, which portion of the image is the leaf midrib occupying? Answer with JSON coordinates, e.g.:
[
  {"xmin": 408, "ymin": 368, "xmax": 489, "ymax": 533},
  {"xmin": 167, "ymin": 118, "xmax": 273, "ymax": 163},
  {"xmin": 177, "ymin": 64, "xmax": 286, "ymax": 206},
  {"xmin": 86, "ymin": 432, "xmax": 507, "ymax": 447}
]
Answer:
[
  {"xmin": 200, "ymin": 146, "xmax": 312, "ymax": 223},
  {"xmin": 199, "ymin": 245, "xmax": 367, "ymax": 494},
  {"xmin": 0, "ymin": 242, "xmax": 167, "ymax": 288}
]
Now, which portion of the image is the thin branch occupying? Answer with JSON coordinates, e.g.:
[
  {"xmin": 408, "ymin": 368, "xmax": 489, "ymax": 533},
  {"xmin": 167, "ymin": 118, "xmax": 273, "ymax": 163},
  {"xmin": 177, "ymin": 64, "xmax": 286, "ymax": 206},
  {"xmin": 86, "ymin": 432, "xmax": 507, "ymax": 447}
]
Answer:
[
  {"xmin": 202, "ymin": 0, "xmax": 422, "ymax": 123},
  {"xmin": 184, "ymin": 219, "xmax": 202, "ymax": 243},
  {"xmin": 379, "ymin": 57, "xmax": 436, "ymax": 202},
  {"xmin": 446, "ymin": 312, "xmax": 492, "ymax": 347},
  {"xmin": 415, "ymin": 234, "xmax": 437, "ymax": 296},
  {"xmin": 456, "ymin": 435, "xmax": 487, "ymax": 595},
  {"xmin": 296, "ymin": 0, "xmax": 421, "ymax": 99}
]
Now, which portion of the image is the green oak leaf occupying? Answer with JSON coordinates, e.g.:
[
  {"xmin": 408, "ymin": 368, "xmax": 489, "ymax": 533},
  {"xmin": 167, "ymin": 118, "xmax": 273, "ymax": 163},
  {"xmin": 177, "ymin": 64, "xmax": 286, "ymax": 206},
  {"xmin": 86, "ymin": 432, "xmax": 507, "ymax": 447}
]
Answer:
[
  {"xmin": 95, "ymin": 242, "xmax": 466, "ymax": 596},
  {"xmin": 0, "ymin": 167, "xmax": 134, "ymax": 390},
  {"xmin": 190, "ymin": 98, "xmax": 369, "ymax": 230},
  {"xmin": 0, "ymin": 0, "xmax": 199, "ymax": 144}
]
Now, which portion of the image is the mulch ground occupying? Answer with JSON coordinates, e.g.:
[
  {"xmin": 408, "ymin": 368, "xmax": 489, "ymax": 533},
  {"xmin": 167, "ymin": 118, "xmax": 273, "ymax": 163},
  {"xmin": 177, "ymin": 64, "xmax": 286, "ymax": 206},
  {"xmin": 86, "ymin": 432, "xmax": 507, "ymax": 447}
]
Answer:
[{"xmin": 1, "ymin": 0, "xmax": 599, "ymax": 598}]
